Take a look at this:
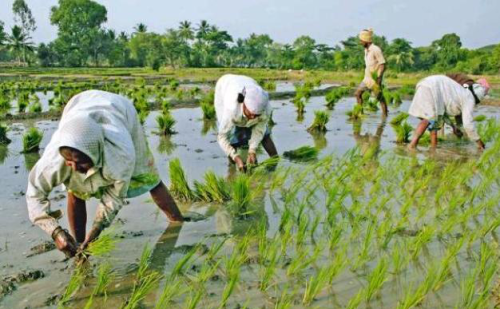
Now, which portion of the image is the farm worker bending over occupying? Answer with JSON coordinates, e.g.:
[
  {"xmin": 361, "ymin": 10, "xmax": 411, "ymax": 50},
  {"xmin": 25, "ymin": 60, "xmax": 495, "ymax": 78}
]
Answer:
[
  {"xmin": 26, "ymin": 90, "xmax": 184, "ymax": 258},
  {"xmin": 408, "ymin": 74, "xmax": 490, "ymax": 150},
  {"xmin": 355, "ymin": 28, "xmax": 388, "ymax": 117},
  {"xmin": 215, "ymin": 74, "xmax": 278, "ymax": 172}
]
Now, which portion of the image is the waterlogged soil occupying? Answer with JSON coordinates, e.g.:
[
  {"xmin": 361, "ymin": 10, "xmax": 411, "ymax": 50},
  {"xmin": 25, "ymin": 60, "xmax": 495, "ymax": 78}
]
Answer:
[{"xmin": 0, "ymin": 95, "xmax": 499, "ymax": 308}]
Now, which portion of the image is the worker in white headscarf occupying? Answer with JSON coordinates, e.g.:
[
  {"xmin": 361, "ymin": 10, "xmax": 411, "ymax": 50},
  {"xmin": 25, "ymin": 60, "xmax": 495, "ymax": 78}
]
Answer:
[
  {"xmin": 26, "ymin": 90, "xmax": 184, "ymax": 257},
  {"xmin": 215, "ymin": 74, "xmax": 278, "ymax": 171},
  {"xmin": 355, "ymin": 28, "xmax": 388, "ymax": 117},
  {"xmin": 408, "ymin": 74, "xmax": 490, "ymax": 150}
]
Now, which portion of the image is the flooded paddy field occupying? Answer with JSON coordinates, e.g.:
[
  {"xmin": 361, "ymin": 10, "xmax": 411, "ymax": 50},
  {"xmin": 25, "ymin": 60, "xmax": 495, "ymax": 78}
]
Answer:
[{"xmin": 1, "ymin": 89, "xmax": 500, "ymax": 309}]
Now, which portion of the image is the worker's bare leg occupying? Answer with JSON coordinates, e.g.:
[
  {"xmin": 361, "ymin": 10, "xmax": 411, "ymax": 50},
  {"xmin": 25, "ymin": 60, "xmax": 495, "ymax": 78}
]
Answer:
[
  {"xmin": 261, "ymin": 135, "xmax": 278, "ymax": 157},
  {"xmin": 355, "ymin": 88, "xmax": 365, "ymax": 106},
  {"xmin": 67, "ymin": 192, "xmax": 87, "ymax": 243},
  {"xmin": 430, "ymin": 131, "xmax": 438, "ymax": 148},
  {"xmin": 378, "ymin": 92, "xmax": 388, "ymax": 118},
  {"xmin": 408, "ymin": 119, "xmax": 430, "ymax": 149},
  {"xmin": 150, "ymin": 181, "xmax": 183, "ymax": 222}
]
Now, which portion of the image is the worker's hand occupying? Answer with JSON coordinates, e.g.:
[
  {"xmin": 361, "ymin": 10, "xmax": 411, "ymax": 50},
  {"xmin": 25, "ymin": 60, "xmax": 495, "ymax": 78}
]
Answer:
[
  {"xmin": 52, "ymin": 227, "xmax": 78, "ymax": 258},
  {"xmin": 79, "ymin": 225, "xmax": 102, "ymax": 252},
  {"xmin": 247, "ymin": 152, "xmax": 257, "ymax": 166},
  {"xmin": 234, "ymin": 155, "xmax": 245, "ymax": 172},
  {"xmin": 477, "ymin": 140, "xmax": 486, "ymax": 150},
  {"xmin": 452, "ymin": 127, "xmax": 463, "ymax": 138}
]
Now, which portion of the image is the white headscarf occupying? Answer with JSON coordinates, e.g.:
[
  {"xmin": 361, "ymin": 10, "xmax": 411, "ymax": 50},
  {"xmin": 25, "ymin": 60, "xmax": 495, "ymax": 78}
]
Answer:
[{"xmin": 243, "ymin": 85, "xmax": 269, "ymax": 115}]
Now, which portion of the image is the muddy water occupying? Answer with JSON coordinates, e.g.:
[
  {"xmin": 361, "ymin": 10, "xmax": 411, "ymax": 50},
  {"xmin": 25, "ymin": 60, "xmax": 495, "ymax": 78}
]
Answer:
[{"xmin": 0, "ymin": 95, "xmax": 499, "ymax": 308}]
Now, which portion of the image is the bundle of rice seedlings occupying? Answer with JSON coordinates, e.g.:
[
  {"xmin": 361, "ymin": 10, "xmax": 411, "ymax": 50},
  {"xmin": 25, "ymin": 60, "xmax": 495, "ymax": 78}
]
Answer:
[
  {"xmin": 260, "ymin": 80, "xmax": 276, "ymax": 92},
  {"xmin": 361, "ymin": 91, "xmax": 371, "ymax": 104},
  {"xmin": 22, "ymin": 127, "xmax": 43, "ymax": 153},
  {"xmin": 194, "ymin": 170, "xmax": 230, "ymax": 203},
  {"xmin": 161, "ymin": 99, "xmax": 171, "ymax": 114},
  {"xmin": 393, "ymin": 121, "xmax": 413, "ymax": 144},
  {"xmin": 325, "ymin": 90, "xmax": 341, "ymax": 110},
  {"xmin": 346, "ymin": 104, "xmax": 364, "ymax": 120},
  {"xmin": 0, "ymin": 97, "xmax": 12, "ymax": 112},
  {"xmin": 307, "ymin": 110, "xmax": 330, "ymax": 133},
  {"xmin": 392, "ymin": 91, "xmax": 403, "ymax": 104},
  {"xmin": 390, "ymin": 112, "xmax": 409, "ymax": 126},
  {"xmin": 168, "ymin": 158, "xmax": 194, "ymax": 201},
  {"xmin": 0, "ymin": 124, "xmax": 11, "ymax": 145},
  {"xmin": 292, "ymin": 97, "xmax": 306, "ymax": 115},
  {"xmin": 156, "ymin": 112, "xmax": 176, "ymax": 135},
  {"xmin": 169, "ymin": 79, "xmax": 180, "ymax": 91},
  {"xmin": 474, "ymin": 115, "xmax": 487, "ymax": 122},
  {"xmin": 228, "ymin": 174, "xmax": 252, "ymax": 217},
  {"xmin": 365, "ymin": 98, "xmax": 379, "ymax": 112},
  {"xmin": 201, "ymin": 102, "xmax": 216, "ymax": 120},
  {"xmin": 283, "ymin": 146, "xmax": 318, "ymax": 162},
  {"xmin": 84, "ymin": 230, "xmax": 119, "ymax": 257}
]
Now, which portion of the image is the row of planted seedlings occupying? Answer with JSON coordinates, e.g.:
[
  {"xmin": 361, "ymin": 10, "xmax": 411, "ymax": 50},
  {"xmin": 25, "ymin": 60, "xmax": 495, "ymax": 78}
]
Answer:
[
  {"xmin": 56, "ymin": 120, "xmax": 500, "ymax": 308},
  {"xmin": 0, "ymin": 77, "xmax": 206, "ymax": 118}
]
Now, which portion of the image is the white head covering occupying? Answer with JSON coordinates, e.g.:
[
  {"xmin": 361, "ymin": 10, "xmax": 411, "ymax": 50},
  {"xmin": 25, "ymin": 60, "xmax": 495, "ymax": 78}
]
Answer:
[
  {"xmin": 473, "ymin": 84, "xmax": 487, "ymax": 101},
  {"xmin": 58, "ymin": 115, "xmax": 104, "ymax": 167},
  {"xmin": 243, "ymin": 85, "xmax": 269, "ymax": 115}
]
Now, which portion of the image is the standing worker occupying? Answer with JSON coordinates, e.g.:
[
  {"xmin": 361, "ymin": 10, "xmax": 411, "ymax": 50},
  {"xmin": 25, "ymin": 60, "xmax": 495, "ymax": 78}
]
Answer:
[
  {"xmin": 355, "ymin": 28, "xmax": 388, "ymax": 117},
  {"xmin": 215, "ymin": 74, "xmax": 278, "ymax": 171},
  {"xmin": 408, "ymin": 74, "xmax": 490, "ymax": 150},
  {"xmin": 26, "ymin": 90, "xmax": 185, "ymax": 258}
]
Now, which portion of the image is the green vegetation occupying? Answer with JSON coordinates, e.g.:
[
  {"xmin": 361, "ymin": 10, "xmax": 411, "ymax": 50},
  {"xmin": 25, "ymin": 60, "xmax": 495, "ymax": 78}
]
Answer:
[
  {"xmin": 283, "ymin": 146, "xmax": 318, "ymax": 162},
  {"xmin": 307, "ymin": 110, "xmax": 330, "ymax": 132},
  {"xmin": 22, "ymin": 127, "xmax": 42, "ymax": 153},
  {"xmin": 168, "ymin": 158, "xmax": 194, "ymax": 201},
  {"xmin": 156, "ymin": 112, "xmax": 176, "ymax": 135},
  {"xmin": 0, "ymin": 124, "xmax": 11, "ymax": 145}
]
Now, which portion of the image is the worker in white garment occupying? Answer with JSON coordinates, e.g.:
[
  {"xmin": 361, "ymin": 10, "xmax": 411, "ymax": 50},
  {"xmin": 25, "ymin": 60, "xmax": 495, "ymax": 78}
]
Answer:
[
  {"xmin": 26, "ymin": 90, "xmax": 184, "ymax": 258},
  {"xmin": 215, "ymin": 74, "xmax": 278, "ymax": 171},
  {"xmin": 408, "ymin": 74, "xmax": 490, "ymax": 150}
]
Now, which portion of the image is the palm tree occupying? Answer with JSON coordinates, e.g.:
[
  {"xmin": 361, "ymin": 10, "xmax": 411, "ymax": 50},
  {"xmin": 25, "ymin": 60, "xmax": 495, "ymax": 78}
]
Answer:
[
  {"xmin": 7, "ymin": 25, "xmax": 34, "ymax": 65},
  {"xmin": 196, "ymin": 20, "xmax": 210, "ymax": 41},
  {"xmin": 178, "ymin": 20, "xmax": 193, "ymax": 42},
  {"xmin": 133, "ymin": 23, "xmax": 147, "ymax": 35},
  {"xmin": 388, "ymin": 52, "xmax": 415, "ymax": 72}
]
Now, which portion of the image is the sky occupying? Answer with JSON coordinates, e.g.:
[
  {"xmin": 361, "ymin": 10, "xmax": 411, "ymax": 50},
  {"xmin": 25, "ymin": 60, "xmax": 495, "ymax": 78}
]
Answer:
[{"xmin": 0, "ymin": 0, "xmax": 499, "ymax": 48}]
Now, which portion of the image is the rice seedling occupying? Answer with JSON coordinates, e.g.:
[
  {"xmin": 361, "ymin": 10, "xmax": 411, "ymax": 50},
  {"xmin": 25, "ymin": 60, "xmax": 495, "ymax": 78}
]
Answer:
[
  {"xmin": 283, "ymin": 146, "xmax": 318, "ymax": 162},
  {"xmin": 155, "ymin": 281, "xmax": 183, "ymax": 309},
  {"xmin": 156, "ymin": 112, "xmax": 176, "ymax": 135},
  {"xmin": 83, "ymin": 231, "xmax": 119, "ymax": 258},
  {"xmin": 91, "ymin": 263, "xmax": 114, "ymax": 300},
  {"xmin": 474, "ymin": 114, "xmax": 487, "ymax": 122},
  {"xmin": 261, "ymin": 80, "xmax": 277, "ymax": 91},
  {"xmin": 194, "ymin": 170, "xmax": 231, "ymax": 203},
  {"xmin": 346, "ymin": 104, "xmax": 364, "ymax": 120},
  {"xmin": 0, "ymin": 124, "xmax": 11, "ymax": 145},
  {"xmin": 201, "ymin": 102, "xmax": 216, "ymax": 120},
  {"xmin": 228, "ymin": 174, "xmax": 253, "ymax": 218},
  {"xmin": 258, "ymin": 236, "xmax": 280, "ymax": 291},
  {"xmin": 302, "ymin": 265, "xmax": 331, "ymax": 305},
  {"xmin": 219, "ymin": 270, "xmax": 239, "ymax": 309},
  {"xmin": 307, "ymin": 110, "xmax": 330, "ymax": 133},
  {"xmin": 184, "ymin": 289, "xmax": 204, "ymax": 309},
  {"xmin": 58, "ymin": 268, "xmax": 85, "ymax": 308},
  {"xmin": 168, "ymin": 158, "xmax": 194, "ymax": 201},
  {"xmin": 169, "ymin": 79, "xmax": 180, "ymax": 91},
  {"xmin": 0, "ymin": 96, "xmax": 12, "ymax": 112},
  {"xmin": 22, "ymin": 127, "xmax": 43, "ymax": 153},
  {"xmin": 390, "ymin": 113, "xmax": 409, "ymax": 126},
  {"xmin": 171, "ymin": 246, "xmax": 198, "ymax": 277}
]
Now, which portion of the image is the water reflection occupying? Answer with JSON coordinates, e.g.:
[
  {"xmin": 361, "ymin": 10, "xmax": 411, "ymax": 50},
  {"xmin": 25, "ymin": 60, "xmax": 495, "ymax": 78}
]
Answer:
[
  {"xmin": 201, "ymin": 119, "xmax": 217, "ymax": 136},
  {"xmin": 157, "ymin": 136, "xmax": 176, "ymax": 155},
  {"xmin": 24, "ymin": 152, "xmax": 41, "ymax": 171},
  {"xmin": 353, "ymin": 120, "xmax": 386, "ymax": 160},
  {"xmin": 0, "ymin": 145, "xmax": 10, "ymax": 164},
  {"xmin": 310, "ymin": 131, "xmax": 327, "ymax": 150}
]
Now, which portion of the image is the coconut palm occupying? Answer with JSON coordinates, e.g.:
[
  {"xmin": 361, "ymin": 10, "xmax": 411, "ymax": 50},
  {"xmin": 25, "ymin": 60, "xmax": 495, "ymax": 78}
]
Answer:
[
  {"xmin": 196, "ymin": 20, "xmax": 210, "ymax": 41},
  {"xmin": 178, "ymin": 21, "xmax": 194, "ymax": 42},
  {"xmin": 133, "ymin": 23, "xmax": 147, "ymax": 35},
  {"xmin": 6, "ymin": 25, "xmax": 34, "ymax": 65}
]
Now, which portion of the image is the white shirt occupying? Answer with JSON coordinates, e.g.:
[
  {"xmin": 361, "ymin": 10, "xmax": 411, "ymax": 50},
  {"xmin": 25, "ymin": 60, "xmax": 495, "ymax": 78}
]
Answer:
[
  {"xmin": 363, "ymin": 44, "xmax": 386, "ymax": 89},
  {"xmin": 214, "ymin": 74, "xmax": 270, "ymax": 159},
  {"xmin": 26, "ymin": 90, "xmax": 159, "ymax": 236},
  {"xmin": 408, "ymin": 75, "xmax": 480, "ymax": 141}
]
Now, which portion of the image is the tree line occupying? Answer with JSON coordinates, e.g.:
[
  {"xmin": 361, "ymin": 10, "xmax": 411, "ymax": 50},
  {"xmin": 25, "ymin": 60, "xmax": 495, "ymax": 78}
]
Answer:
[{"xmin": 0, "ymin": 0, "xmax": 499, "ymax": 74}]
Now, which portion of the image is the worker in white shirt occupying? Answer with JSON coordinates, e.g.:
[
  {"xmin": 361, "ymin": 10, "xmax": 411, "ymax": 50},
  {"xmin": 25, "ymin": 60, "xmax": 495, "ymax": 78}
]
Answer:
[
  {"xmin": 408, "ymin": 74, "xmax": 490, "ymax": 150},
  {"xmin": 26, "ymin": 90, "xmax": 184, "ymax": 258},
  {"xmin": 215, "ymin": 74, "xmax": 278, "ymax": 171}
]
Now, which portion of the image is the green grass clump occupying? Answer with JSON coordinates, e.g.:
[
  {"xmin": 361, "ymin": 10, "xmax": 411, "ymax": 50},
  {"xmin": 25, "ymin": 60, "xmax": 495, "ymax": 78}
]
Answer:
[
  {"xmin": 393, "ymin": 121, "xmax": 413, "ymax": 144},
  {"xmin": 325, "ymin": 87, "xmax": 350, "ymax": 110},
  {"xmin": 307, "ymin": 110, "xmax": 330, "ymax": 132},
  {"xmin": 347, "ymin": 104, "xmax": 364, "ymax": 120},
  {"xmin": 390, "ymin": 112, "xmax": 409, "ymax": 126},
  {"xmin": 156, "ymin": 112, "xmax": 176, "ymax": 135},
  {"xmin": 168, "ymin": 158, "xmax": 194, "ymax": 201},
  {"xmin": 283, "ymin": 146, "xmax": 318, "ymax": 162},
  {"xmin": 22, "ymin": 127, "xmax": 43, "ymax": 153},
  {"xmin": 0, "ymin": 124, "xmax": 11, "ymax": 145},
  {"xmin": 194, "ymin": 170, "xmax": 230, "ymax": 202},
  {"xmin": 201, "ymin": 102, "xmax": 216, "ymax": 120},
  {"xmin": 228, "ymin": 174, "xmax": 252, "ymax": 217}
]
